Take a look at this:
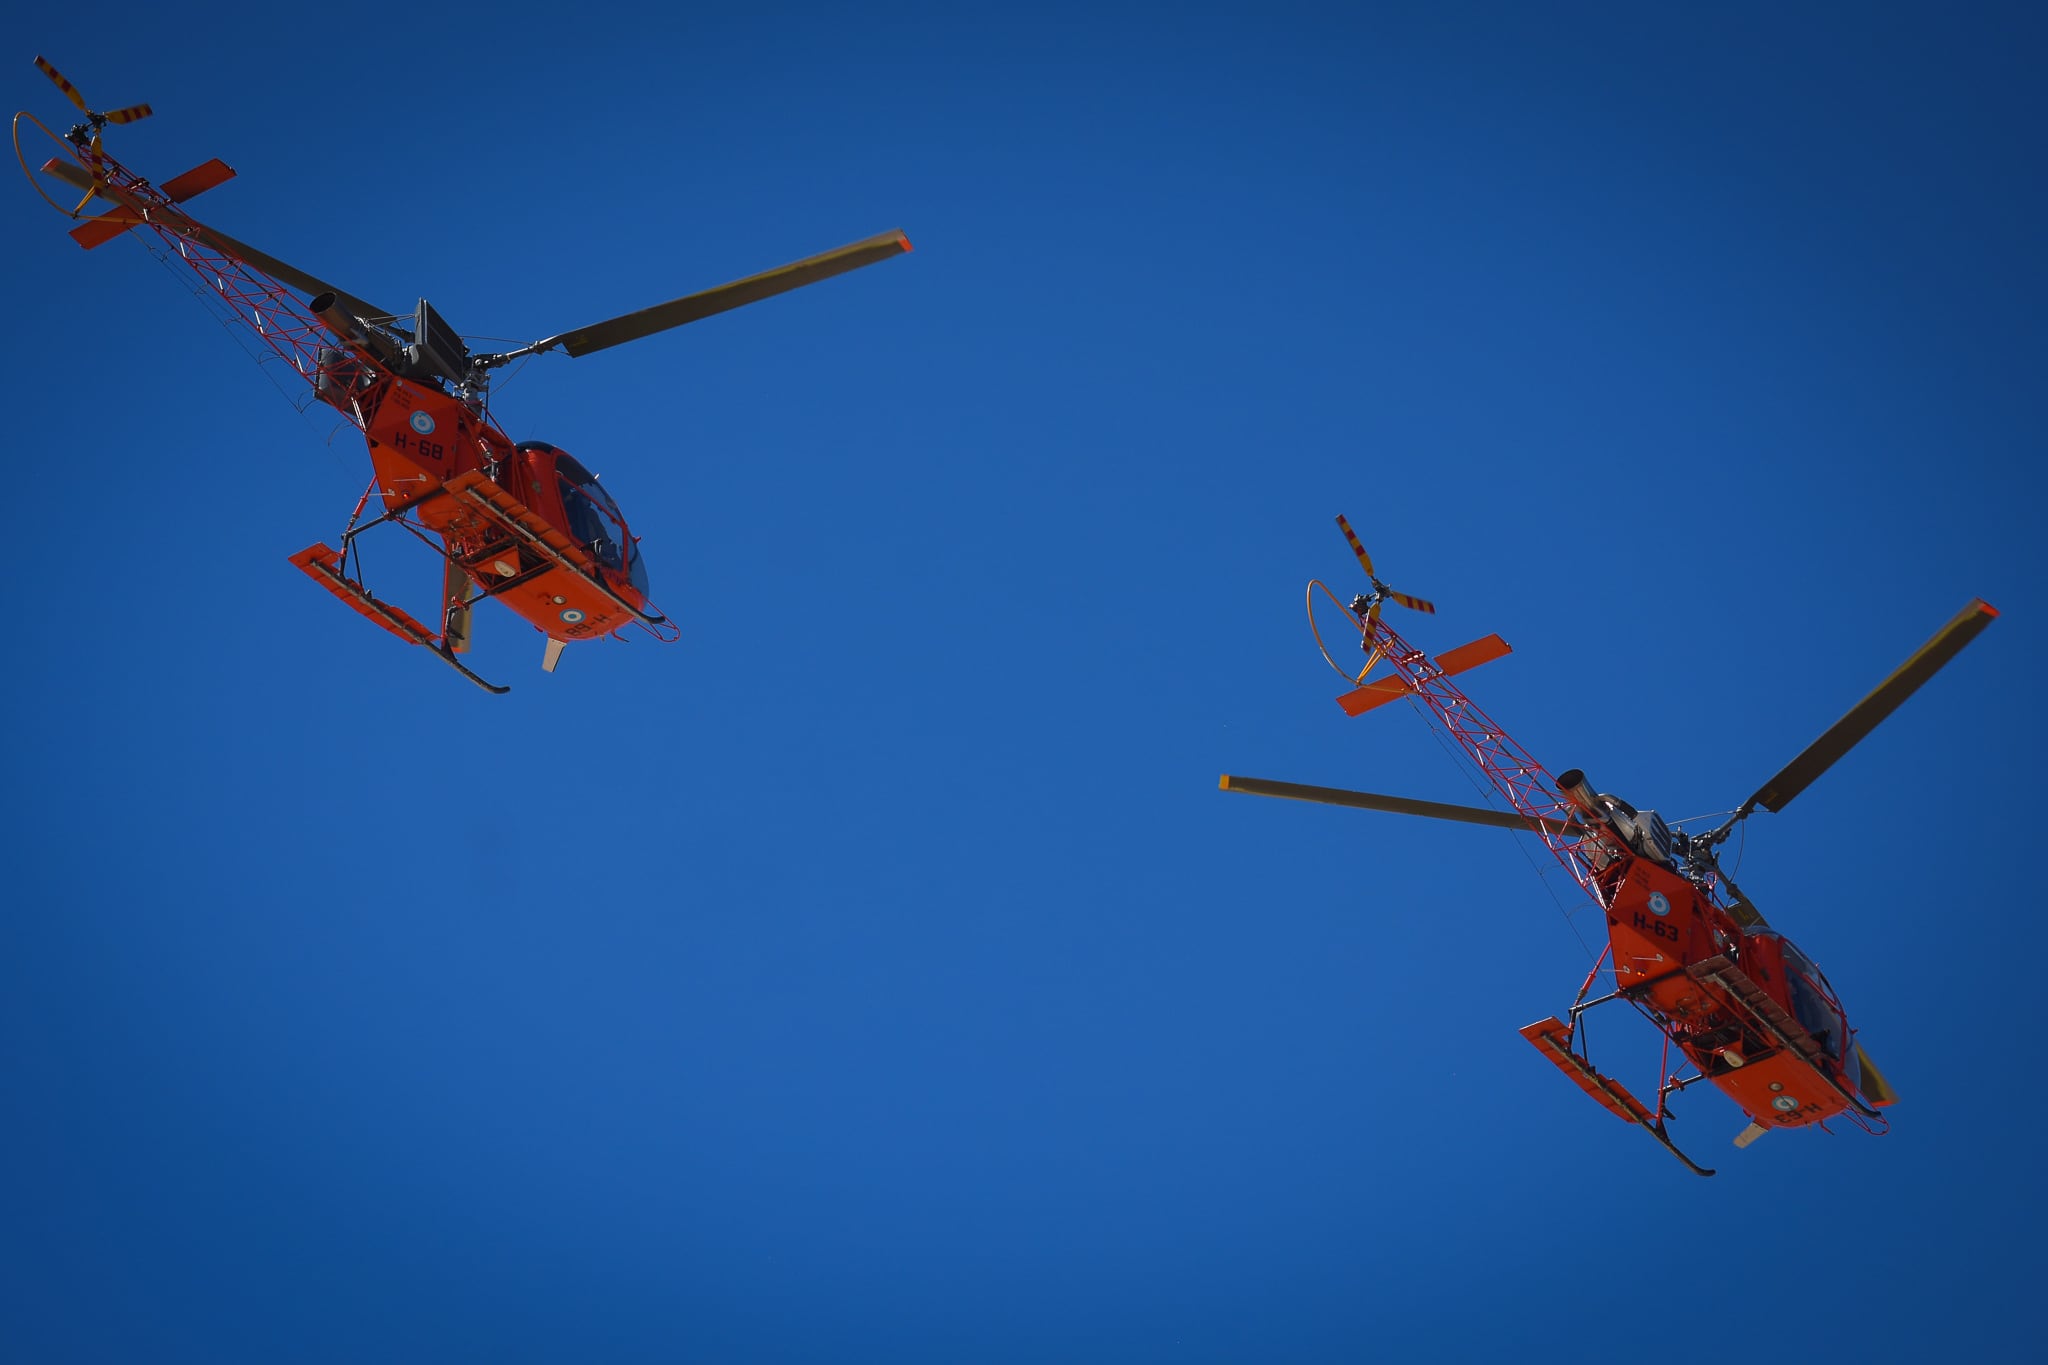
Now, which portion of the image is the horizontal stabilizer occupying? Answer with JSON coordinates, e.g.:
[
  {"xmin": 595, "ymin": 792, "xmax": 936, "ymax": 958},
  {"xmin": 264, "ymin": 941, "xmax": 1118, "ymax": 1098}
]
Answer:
[
  {"xmin": 1336, "ymin": 634, "xmax": 1511, "ymax": 716},
  {"xmin": 1336, "ymin": 676, "xmax": 1408, "ymax": 716},
  {"xmin": 1433, "ymin": 633, "xmax": 1511, "ymax": 678},
  {"xmin": 68, "ymin": 206, "xmax": 144, "ymax": 250},
  {"xmin": 160, "ymin": 158, "xmax": 237, "ymax": 201},
  {"xmin": 47, "ymin": 156, "xmax": 236, "ymax": 249}
]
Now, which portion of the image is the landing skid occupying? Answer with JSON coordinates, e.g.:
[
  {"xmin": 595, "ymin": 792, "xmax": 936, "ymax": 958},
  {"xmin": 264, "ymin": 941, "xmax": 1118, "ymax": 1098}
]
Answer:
[
  {"xmin": 1642, "ymin": 1116, "xmax": 1716, "ymax": 1178},
  {"xmin": 431, "ymin": 646, "xmax": 511, "ymax": 695},
  {"xmin": 1520, "ymin": 1017, "xmax": 1716, "ymax": 1177},
  {"xmin": 290, "ymin": 543, "xmax": 510, "ymax": 694}
]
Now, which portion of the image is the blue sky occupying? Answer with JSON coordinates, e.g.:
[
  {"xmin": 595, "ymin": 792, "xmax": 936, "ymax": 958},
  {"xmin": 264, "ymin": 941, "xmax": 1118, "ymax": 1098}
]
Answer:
[{"xmin": 3, "ymin": 3, "xmax": 2041, "ymax": 1360}]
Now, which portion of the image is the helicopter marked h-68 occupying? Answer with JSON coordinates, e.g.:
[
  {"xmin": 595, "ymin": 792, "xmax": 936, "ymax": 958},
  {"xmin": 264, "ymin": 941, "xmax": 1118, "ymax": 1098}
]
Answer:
[
  {"xmin": 17, "ymin": 58, "xmax": 910, "ymax": 691},
  {"xmin": 1221, "ymin": 515, "xmax": 1995, "ymax": 1175}
]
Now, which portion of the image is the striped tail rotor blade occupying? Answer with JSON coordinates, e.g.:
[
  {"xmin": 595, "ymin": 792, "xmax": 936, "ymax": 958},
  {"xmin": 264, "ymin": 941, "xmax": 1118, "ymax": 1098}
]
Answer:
[
  {"xmin": 34, "ymin": 56, "xmax": 90, "ymax": 114},
  {"xmin": 1386, "ymin": 589, "xmax": 1436, "ymax": 615},
  {"xmin": 1334, "ymin": 514, "xmax": 1376, "ymax": 581},
  {"xmin": 102, "ymin": 103, "xmax": 154, "ymax": 125}
]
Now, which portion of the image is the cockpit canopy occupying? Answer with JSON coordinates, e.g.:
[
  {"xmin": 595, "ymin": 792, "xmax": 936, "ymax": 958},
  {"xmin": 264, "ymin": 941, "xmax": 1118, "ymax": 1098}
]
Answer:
[
  {"xmin": 518, "ymin": 442, "xmax": 650, "ymax": 602},
  {"xmin": 1745, "ymin": 927, "xmax": 1859, "ymax": 1091}
]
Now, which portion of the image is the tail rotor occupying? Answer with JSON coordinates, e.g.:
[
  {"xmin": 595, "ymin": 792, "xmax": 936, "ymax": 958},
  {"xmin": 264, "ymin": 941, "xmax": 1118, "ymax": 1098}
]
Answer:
[
  {"xmin": 32, "ymin": 55, "xmax": 152, "ymax": 160},
  {"xmin": 1334, "ymin": 514, "xmax": 1436, "ymax": 620}
]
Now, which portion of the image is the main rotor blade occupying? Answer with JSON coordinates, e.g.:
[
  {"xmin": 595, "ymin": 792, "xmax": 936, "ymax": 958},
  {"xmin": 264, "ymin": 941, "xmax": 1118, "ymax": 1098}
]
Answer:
[
  {"xmin": 1219, "ymin": 774, "xmax": 1586, "ymax": 837},
  {"xmin": 190, "ymin": 220, "xmax": 393, "ymax": 322},
  {"xmin": 536, "ymin": 229, "xmax": 913, "ymax": 359},
  {"xmin": 33, "ymin": 56, "xmax": 90, "ymax": 114},
  {"xmin": 1744, "ymin": 599, "xmax": 1998, "ymax": 815},
  {"xmin": 37, "ymin": 156, "xmax": 101, "ymax": 216},
  {"xmin": 38, "ymin": 159, "xmax": 394, "ymax": 321},
  {"xmin": 1713, "ymin": 868, "xmax": 1768, "ymax": 929},
  {"xmin": 1854, "ymin": 1045, "xmax": 1898, "ymax": 1106}
]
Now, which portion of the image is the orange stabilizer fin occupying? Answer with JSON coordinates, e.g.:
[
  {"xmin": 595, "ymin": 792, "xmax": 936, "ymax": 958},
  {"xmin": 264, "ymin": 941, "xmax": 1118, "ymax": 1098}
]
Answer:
[
  {"xmin": 1520, "ymin": 1018, "xmax": 1655, "ymax": 1125},
  {"xmin": 68, "ymin": 207, "xmax": 144, "ymax": 250},
  {"xmin": 1433, "ymin": 633, "xmax": 1511, "ymax": 678},
  {"xmin": 1337, "ymin": 676, "xmax": 1409, "ymax": 716},
  {"xmin": 59, "ymin": 156, "xmax": 236, "ymax": 250},
  {"xmin": 159, "ymin": 157, "xmax": 236, "ymax": 201},
  {"xmin": 1336, "ymin": 635, "xmax": 1511, "ymax": 716}
]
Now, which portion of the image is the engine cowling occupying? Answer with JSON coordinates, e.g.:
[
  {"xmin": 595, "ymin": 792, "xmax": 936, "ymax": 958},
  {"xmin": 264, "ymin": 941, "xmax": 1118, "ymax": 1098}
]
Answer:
[{"xmin": 1556, "ymin": 769, "xmax": 1675, "ymax": 867}]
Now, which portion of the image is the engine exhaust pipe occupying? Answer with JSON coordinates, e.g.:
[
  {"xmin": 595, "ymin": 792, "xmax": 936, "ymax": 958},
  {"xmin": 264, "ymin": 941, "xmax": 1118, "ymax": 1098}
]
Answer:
[
  {"xmin": 309, "ymin": 291, "xmax": 400, "ymax": 367},
  {"xmin": 1555, "ymin": 769, "xmax": 1605, "ymax": 822},
  {"xmin": 309, "ymin": 291, "xmax": 355, "ymax": 340}
]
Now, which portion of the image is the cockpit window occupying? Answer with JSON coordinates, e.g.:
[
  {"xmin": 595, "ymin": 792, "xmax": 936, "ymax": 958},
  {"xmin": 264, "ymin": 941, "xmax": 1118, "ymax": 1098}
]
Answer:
[
  {"xmin": 1779, "ymin": 939, "xmax": 1849, "ymax": 1062},
  {"xmin": 559, "ymin": 481, "xmax": 614, "ymax": 564},
  {"xmin": 555, "ymin": 456, "xmax": 649, "ymax": 597},
  {"xmin": 1744, "ymin": 927, "xmax": 1855, "ymax": 1073}
]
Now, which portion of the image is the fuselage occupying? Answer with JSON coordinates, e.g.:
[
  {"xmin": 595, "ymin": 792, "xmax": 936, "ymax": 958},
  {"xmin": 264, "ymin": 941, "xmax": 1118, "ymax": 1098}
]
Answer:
[
  {"xmin": 325, "ymin": 364, "xmax": 653, "ymax": 643},
  {"xmin": 1596, "ymin": 851, "xmax": 1864, "ymax": 1131}
]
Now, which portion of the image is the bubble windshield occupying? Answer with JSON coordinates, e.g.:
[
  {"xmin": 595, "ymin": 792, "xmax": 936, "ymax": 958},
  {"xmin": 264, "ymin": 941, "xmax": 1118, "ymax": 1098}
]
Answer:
[
  {"xmin": 556, "ymin": 455, "xmax": 649, "ymax": 599},
  {"xmin": 1750, "ymin": 929, "xmax": 1857, "ymax": 1089}
]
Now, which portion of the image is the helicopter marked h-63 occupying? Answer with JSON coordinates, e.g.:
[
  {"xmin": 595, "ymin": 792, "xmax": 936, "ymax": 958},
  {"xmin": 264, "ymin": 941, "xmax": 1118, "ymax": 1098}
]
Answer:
[
  {"xmin": 1221, "ymin": 515, "xmax": 1995, "ymax": 1175},
  {"xmin": 17, "ymin": 58, "xmax": 911, "ymax": 691}
]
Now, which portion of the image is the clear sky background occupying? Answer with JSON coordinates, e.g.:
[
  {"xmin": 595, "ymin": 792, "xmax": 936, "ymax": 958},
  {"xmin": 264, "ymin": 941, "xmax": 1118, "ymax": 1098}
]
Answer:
[{"xmin": 3, "ymin": 3, "xmax": 2041, "ymax": 1361}]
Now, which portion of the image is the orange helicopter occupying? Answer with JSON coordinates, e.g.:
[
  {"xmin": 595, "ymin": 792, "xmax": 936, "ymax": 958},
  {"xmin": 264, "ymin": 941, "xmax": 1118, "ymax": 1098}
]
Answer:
[
  {"xmin": 17, "ymin": 57, "xmax": 911, "ymax": 691},
  {"xmin": 1221, "ymin": 516, "xmax": 1995, "ymax": 1175}
]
